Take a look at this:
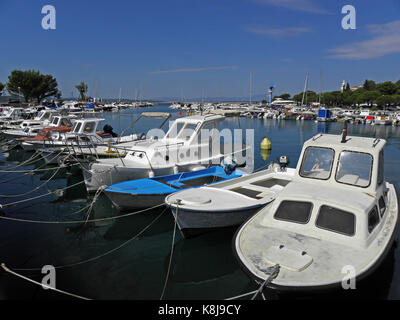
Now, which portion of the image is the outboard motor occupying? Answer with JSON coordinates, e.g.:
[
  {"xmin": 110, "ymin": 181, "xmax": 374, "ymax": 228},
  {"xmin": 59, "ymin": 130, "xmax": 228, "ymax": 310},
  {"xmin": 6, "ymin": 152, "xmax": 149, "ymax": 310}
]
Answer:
[
  {"xmin": 103, "ymin": 124, "xmax": 118, "ymax": 137},
  {"xmin": 221, "ymin": 156, "xmax": 238, "ymax": 175},
  {"xmin": 279, "ymin": 155, "xmax": 290, "ymax": 171}
]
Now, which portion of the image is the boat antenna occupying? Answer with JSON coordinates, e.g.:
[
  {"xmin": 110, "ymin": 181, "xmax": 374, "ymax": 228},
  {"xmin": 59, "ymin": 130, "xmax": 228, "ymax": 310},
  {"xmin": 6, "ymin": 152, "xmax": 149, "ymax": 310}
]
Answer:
[{"xmin": 341, "ymin": 121, "xmax": 348, "ymax": 143}]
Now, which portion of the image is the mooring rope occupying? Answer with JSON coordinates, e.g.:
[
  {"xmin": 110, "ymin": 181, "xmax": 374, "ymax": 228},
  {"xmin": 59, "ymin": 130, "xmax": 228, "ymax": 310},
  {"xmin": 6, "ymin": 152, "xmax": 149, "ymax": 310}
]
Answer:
[
  {"xmin": 12, "ymin": 208, "xmax": 167, "ymax": 271},
  {"xmin": 0, "ymin": 150, "xmax": 44, "ymax": 169},
  {"xmin": 82, "ymin": 185, "xmax": 107, "ymax": 225},
  {"xmin": 0, "ymin": 179, "xmax": 86, "ymax": 209},
  {"xmin": 160, "ymin": 202, "xmax": 178, "ymax": 300},
  {"xmin": 0, "ymin": 202, "xmax": 164, "ymax": 223},
  {"xmin": 250, "ymin": 264, "xmax": 280, "ymax": 300},
  {"xmin": 0, "ymin": 165, "xmax": 62, "ymax": 198},
  {"xmin": 224, "ymin": 264, "xmax": 280, "ymax": 301},
  {"xmin": 0, "ymin": 263, "xmax": 91, "ymax": 300}
]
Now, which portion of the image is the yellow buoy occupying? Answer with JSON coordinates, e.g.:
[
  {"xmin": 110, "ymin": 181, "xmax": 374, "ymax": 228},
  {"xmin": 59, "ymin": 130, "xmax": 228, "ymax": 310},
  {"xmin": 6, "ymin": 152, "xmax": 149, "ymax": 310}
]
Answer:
[{"xmin": 260, "ymin": 137, "xmax": 272, "ymax": 150}]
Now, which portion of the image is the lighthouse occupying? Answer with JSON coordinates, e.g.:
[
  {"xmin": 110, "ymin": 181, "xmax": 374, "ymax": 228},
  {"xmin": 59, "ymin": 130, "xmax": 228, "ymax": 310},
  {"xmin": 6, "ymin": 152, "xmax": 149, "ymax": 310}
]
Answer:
[{"xmin": 340, "ymin": 80, "xmax": 346, "ymax": 93}]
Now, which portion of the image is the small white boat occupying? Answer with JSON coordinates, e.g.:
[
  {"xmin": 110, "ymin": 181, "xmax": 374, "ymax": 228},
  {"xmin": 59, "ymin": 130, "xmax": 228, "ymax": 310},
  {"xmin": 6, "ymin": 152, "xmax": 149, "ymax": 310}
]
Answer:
[
  {"xmin": 233, "ymin": 131, "xmax": 398, "ymax": 293},
  {"xmin": 81, "ymin": 114, "xmax": 238, "ymax": 193},
  {"xmin": 374, "ymin": 115, "xmax": 392, "ymax": 125},
  {"xmin": 165, "ymin": 159, "xmax": 294, "ymax": 238}
]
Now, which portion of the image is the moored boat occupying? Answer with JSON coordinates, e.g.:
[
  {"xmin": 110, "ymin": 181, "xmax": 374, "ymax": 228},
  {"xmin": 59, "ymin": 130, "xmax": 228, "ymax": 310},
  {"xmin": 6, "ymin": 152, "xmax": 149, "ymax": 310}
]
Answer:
[
  {"xmin": 165, "ymin": 159, "xmax": 294, "ymax": 238},
  {"xmin": 233, "ymin": 130, "xmax": 398, "ymax": 294},
  {"xmin": 104, "ymin": 165, "xmax": 246, "ymax": 211}
]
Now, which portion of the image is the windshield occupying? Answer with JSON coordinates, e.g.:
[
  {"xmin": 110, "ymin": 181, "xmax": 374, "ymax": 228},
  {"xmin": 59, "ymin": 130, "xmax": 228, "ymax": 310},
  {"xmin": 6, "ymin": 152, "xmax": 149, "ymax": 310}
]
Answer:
[
  {"xmin": 72, "ymin": 122, "xmax": 82, "ymax": 133},
  {"xmin": 165, "ymin": 122, "xmax": 184, "ymax": 139},
  {"xmin": 300, "ymin": 147, "xmax": 334, "ymax": 180},
  {"xmin": 336, "ymin": 151, "xmax": 372, "ymax": 187},
  {"xmin": 177, "ymin": 123, "xmax": 198, "ymax": 141}
]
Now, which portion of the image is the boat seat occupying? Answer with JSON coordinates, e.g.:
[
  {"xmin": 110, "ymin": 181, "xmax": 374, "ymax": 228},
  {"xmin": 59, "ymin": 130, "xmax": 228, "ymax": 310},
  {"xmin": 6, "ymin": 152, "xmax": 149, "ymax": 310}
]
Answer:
[{"xmin": 158, "ymin": 175, "xmax": 226, "ymax": 189}]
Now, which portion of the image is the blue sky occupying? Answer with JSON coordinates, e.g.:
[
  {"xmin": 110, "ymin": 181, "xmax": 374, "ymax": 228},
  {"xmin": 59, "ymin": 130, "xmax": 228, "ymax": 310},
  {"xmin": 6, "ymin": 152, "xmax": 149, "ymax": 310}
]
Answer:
[{"xmin": 1, "ymin": 0, "xmax": 400, "ymax": 100}]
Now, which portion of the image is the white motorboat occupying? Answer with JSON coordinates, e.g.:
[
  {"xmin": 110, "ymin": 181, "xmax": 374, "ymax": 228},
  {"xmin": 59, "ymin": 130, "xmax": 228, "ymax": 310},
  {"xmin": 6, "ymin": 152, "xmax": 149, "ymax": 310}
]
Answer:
[
  {"xmin": 165, "ymin": 159, "xmax": 294, "ymax": 238},
  {"xmin": 81, "ymin": 114, "xmax": 242, "ymax": 193},
  {"xmin": 233, "ymin": 130, "xmax": 398, "ymax": 293},
  {"xmin": 374, "ymin": 115, "xmax": 392, "ymax": 125},
  {"xmin": 20, "ymin": 117, "xmax": 140, "ymax": 151},
  {"xmin": 39, "ymin": 111, "xmax": 171, "ymax": 164}
]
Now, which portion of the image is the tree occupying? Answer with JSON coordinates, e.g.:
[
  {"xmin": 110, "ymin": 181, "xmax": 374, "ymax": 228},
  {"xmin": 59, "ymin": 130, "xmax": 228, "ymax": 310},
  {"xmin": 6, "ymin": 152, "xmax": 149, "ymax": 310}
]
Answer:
[
  {"xmin": 363, "ymin": 79, "xmax": 376, "ymax": 91},
  {"xmin": 277, "ymin": 93, "xmax": 291, "ymax": 100},
  {"xmin": 0, "ymin": 82, "xmax": 4, "ymax": 95},
  {"xmin": 376, "ymin": 81, "xmax": 397, "ymax": 95},
  {"xmin": 75, "ymin": 82, "xmax": 88, "ymax": 101},
  {"xmin": 345, "ymin": 82, "xmax": 351, "ymax": 91},
  {"xmin": 376, "ymin": 95, "xmax": 394, "ymax": 108},
  {"xmin": 7, "ymin": 70, "xmax": 60, "ymax": 103}
]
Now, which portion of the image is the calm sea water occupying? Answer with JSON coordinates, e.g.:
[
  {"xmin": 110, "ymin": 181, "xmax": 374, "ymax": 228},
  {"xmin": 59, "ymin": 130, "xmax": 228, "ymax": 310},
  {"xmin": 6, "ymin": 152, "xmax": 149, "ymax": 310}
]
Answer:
[{"xmin": 0, "ymin": 103, "xmax": 399, "ymax": 300}]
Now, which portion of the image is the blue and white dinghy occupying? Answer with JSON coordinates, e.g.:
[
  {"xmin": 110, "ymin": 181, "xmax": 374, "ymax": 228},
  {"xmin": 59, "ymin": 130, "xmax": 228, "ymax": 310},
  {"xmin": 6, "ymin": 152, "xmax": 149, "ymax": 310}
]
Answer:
[{"xmin": 104, "ymin": 165, "xmax": 246, "ymax": 211}]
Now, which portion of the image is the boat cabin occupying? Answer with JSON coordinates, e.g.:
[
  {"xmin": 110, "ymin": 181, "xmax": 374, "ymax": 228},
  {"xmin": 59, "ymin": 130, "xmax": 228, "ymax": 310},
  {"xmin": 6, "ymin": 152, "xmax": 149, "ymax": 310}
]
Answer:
[
  {"xmin": 70, "ymin": 118, "xmax": 105, "ymax": 135},
  {"xmin": 19, "ymin": 126, "xmax": 71, "ymax": 142},
  {"xmin": 125, "ymin": 114, "xmax": 226, "ymax": 168},
  {"xmin": 48, "ymin": 115, "xmax": 75, "ymax": 128},
  {"xmin": 260, "ymin": 133, "xmax": 391, "ymax": 249},
  {"xmin": 34, "ymin": 110, "xmax": 58, "ymax": 122}
]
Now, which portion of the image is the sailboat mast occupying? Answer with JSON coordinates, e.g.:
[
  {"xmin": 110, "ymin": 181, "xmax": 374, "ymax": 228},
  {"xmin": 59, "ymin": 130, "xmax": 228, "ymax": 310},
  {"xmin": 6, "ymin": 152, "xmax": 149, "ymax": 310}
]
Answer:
[
  {"xmin": 301, "ymin": 72, "xmax": 309, "ymax": 106},
  {"xmin": 249, "ymin": 72, "xmax": 252, "ymax": 105}
]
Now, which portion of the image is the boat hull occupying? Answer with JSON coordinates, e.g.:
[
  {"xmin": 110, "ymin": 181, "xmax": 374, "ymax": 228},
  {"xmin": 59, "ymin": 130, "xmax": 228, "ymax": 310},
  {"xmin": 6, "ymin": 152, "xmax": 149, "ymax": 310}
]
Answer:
[
  {"xmin": 104, "ymin": 191, "xmax": 168, "ymax": 211},
  {"xmin": 171, "ymin": 206, "xmax": 262, "ymax": 239},
  {"xmin": 232, "ymin": 183, "xmax": 399, "ymax": 294}
]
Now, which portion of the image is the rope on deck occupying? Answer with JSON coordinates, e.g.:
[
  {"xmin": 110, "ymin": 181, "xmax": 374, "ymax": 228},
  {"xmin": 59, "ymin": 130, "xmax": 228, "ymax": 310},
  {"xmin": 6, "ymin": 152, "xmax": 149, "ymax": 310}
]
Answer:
[{"xmin": 0, "ymin": 263, "xmax": 91, "ymax": 300}]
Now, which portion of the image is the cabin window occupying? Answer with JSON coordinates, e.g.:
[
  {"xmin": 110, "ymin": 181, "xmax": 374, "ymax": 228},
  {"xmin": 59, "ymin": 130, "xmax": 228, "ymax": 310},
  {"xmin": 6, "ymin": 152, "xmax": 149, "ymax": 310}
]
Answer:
[
  {"xmin": 83, "ymin": 122, "xmax": 96, "ymax": 133},
  {"xmin": 316, "ymin": 205, "xmax": 355, "ymax": 236},
  {"xmin": 336, "ymin": 151, "xmax": 372, "ymax": 188},
  {"xmin": 378, "ymin": 196, "xmax": 386, "ymax": 217},
  {"xmin": 377, "ymin": 150, "xmax": 384, "ymax": 185},
  {"xmin": 165, "ymin": 122, "xmax": 185, "ymax": 139},
  {"xmin": 299, "ymin": 147, "xmax": 334, "ymax": 180},
  {"xmin": 368, "ymin": 206, "xmax": 380, "ymax": 233},
  {"xmin": 61, "ymin": 118, "xmax": 71, "ymax": 126},
  {"xmin": 197, "ymin": 123, "xmax": 214, "ymax": 143},
  {"xmin": 72, "ymin": 122, "xmax": 82, "ymax": 133},
  {"xmin": 274, "ymin": 201, "xmax": 313, "ymax": 224},
  {"xmin": 52, "ymin": 118, "xmax": 58, "ymax": 125},
  {"xmin": 177, "ymin": 123, "xmax": 199, "ymax": 141},
  {"xmin": 42, "ymin": 112, "xmax": 50, "ymax": 120}
]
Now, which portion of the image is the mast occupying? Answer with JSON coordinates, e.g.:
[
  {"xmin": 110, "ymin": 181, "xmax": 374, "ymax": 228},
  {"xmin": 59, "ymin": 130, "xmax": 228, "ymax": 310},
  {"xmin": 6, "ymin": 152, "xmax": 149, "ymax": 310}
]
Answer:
[
  {"xmin": 301, "ymin": 72, "xmax": 309, "ymax": 106},
  {"xmin": 249, "ymin": 72, "xmax": 253, "ymax": 105}
]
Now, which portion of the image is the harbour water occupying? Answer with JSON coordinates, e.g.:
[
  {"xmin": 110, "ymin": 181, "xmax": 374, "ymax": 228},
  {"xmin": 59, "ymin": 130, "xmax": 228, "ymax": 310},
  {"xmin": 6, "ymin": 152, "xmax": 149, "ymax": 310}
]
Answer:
[{"xmin": 0, "ymin": 103, "xmax": 399, "ymax": 300}]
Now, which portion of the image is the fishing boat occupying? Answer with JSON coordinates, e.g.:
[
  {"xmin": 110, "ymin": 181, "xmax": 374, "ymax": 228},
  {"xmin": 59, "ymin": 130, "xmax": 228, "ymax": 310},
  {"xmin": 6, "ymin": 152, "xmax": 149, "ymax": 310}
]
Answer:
[
  {"xmin": 104, "ymin": 165, "xmax": 246, "ymax": 211},
  {"xmin": 82, "ymin": 114, "xmax": 240, "ymax": 193},
  {"xmin": 374, "ymin": 115, "xmax": 392, "ymax": 125},
  {"xmin": 2, "ymin": 115, "xmax": 75, "ymax": 140},
  {"xmin": 233, "ymin": 129, "xmax": 398, "ymax": 293},
  {"xmin": 39, "ymin": 112, "xmax": 171, "ymax": 164},
  {"xmin": 19, "ymin": 118, "xmax": 140, "ymax": 151},
  {"xmin": 316, "ymin": 108, "xmax": 334, "ymax": 122},
  {"xmin": 165, "ymin": 159, "xmax": 294, "ymax": 238}
]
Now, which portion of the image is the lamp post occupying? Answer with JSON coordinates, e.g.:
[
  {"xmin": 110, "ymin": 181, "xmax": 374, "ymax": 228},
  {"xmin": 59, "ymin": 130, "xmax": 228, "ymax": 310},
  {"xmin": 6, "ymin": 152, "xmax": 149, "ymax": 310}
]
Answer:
[{"xmin": 18, "ymin": 87, "xmax": 21, "ymax": 107}]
